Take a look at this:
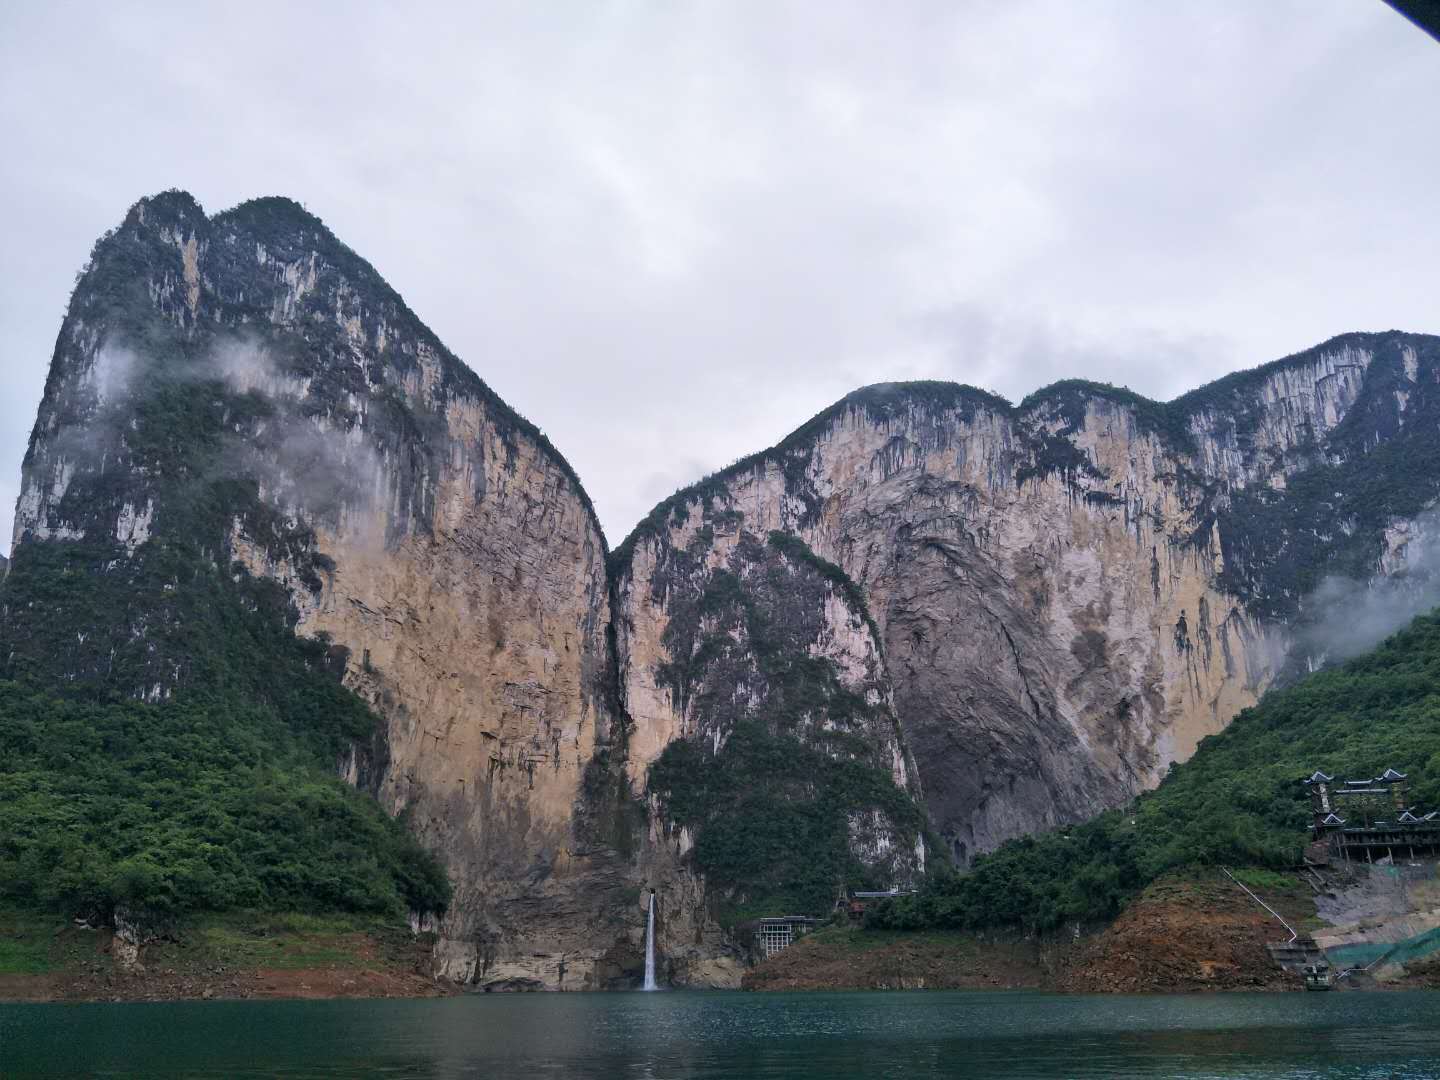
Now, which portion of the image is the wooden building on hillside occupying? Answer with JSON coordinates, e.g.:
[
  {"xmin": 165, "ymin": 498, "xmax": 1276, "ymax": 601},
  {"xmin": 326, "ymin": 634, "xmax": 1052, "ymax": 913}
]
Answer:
[{"xmin": 1305, "ymin": 768, "xmax": 1440, "ymax": 863}]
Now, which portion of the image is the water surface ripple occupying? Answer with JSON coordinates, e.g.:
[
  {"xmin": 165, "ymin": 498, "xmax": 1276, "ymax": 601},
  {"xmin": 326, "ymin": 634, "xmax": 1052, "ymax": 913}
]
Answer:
[{"xmin": 5, "ymin": 990, "xmax": 1440, "ymax": 1078}]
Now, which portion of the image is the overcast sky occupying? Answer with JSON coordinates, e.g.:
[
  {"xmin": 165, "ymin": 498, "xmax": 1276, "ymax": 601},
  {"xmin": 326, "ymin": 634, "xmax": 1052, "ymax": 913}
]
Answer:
[{"xmin": 2, "ymin": 2, "xmax": 1437, "ymax": 548}]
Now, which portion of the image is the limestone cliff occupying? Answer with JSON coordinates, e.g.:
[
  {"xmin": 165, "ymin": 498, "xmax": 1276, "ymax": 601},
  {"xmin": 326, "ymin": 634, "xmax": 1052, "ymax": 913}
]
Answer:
[
  {"xmin": 3, "ymin": 191, "xmax": 640, "ymax": 989},
  {"xmin": 629, "ymin": 528, "xmax": 925, "ymax": 918},
  {"xmin": 612, "ymin": 332, "xmax": 1440, "ymax": 867},
  {"xmin": 10, "ymin": 188, "xmax": 1440, "ymax": 990}
]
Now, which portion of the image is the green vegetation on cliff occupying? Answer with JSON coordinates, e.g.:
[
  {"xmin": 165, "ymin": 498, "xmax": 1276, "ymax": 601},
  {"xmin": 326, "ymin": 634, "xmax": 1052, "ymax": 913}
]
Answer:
[
  {"xmin": 869, "ymin": 607, "xmax": 1440, "ymax": 933},
  {"xmin": 0, "ymin": 505, "xmax": 451, "ymax": 924},
  {"xmin": 645, "ymin": 530, "xmax": 923, "ymax": 922},
  {"xmin": 0, "ymin": 675, "xmax": 450, "ymax": 922},
  {"xmin": 0, "ymin": 191, "xmax": 466, "ymax": 927}
]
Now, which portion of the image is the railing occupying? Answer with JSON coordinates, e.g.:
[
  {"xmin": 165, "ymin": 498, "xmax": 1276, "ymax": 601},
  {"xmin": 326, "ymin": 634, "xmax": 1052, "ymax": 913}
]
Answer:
[{"xmin": 1222, "ymin": 868, "xmax": 1298, "ymax": 943}]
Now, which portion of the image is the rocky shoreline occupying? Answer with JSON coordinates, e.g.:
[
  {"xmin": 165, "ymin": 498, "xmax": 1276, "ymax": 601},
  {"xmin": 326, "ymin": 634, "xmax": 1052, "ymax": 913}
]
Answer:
[
  {"xmin": 0, "ymin": 911, "xmax": 457, "ymax": 1005},
  {"xmin": 10, "ymin": 871, "xmax": 1440, "ymax": 1002},
  {"xmin": 0, "ymin": 966, "xmax": 456, "ymax": 1005},
  {"xmin": 744, "ymin": 873, "xmax": 1367, "ymax": 995}
]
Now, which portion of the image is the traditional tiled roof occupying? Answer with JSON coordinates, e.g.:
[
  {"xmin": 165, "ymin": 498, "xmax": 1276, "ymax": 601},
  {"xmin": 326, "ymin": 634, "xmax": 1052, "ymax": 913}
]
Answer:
[
  {"xmin": 1378, "ymin": 768, "xmax": 1408, "ymax": 782},
  {"xmin": 1306, "ymin": 770, "xmax": 1334, "ymax": 784},
  {"xmin": 1320, "ymin": 813, "xmax": 1347, "ymax": 826}
]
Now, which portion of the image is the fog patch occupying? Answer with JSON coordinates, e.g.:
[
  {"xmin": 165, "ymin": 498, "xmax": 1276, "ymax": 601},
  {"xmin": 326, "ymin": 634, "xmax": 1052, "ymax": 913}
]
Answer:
[
  {"xmin": 213, "ymin": 338, "xmax": 274, "ymax": 392},
  {"xmin": 259, "ymin": 424, "xmax": 387, "ymax": 533},
  {"xmin": 201, "ymin": 340, "xmax": 393, "ymax": 541},
  {"xmin": 89, "ymin": 344, "xmax": 140, "ymax": 404},
  {"xmin": 211, "ymin": 338, "xmax": 313, "ymax": 402},
  {"xmin": 1295, "ymin": 509, "xmax": 1440, "ymax": 666},
  {"xmin": 20, "ymin": 327, "xmax": 405, "ymax": 566},
  {"xmin": 86, "ymin": 334, "xmax": 288, "ymax": 399}
]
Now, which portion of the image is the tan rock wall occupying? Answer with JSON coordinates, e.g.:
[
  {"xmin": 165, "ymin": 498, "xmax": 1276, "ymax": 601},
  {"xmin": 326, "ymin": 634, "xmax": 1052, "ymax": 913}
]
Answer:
[
  {"xmin": 225, "ymin": 369, "xmax": 625, "ymax": 985},
  {"xmin": 614, "ymin": 357, "xmax": 1398, "ymax": 864}
]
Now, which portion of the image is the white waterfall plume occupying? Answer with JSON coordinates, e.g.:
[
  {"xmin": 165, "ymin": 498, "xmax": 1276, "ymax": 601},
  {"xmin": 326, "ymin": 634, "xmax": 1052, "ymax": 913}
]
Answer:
[{"xmin": 643, "ymin": 891, "xmax": 658, "ymax": 991}]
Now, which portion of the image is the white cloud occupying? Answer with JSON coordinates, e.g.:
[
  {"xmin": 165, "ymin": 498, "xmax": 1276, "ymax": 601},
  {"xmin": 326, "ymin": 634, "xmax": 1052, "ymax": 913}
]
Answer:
[{"xmin": 1, "ymin": 0, "xmax": 1437, "ymax": 548}]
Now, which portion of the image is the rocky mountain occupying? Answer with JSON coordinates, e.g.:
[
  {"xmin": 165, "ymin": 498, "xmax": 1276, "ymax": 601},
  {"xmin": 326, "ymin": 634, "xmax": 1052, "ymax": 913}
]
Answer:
[
  {"xmin": 6, "ymin": 189, "xmax": 1439, "ymax": 990},
  {"xmin": 614, "ymin": 332, "xmax": 1440, "ymax": 873},
  {"xmin": 1, "ymin": 191, "xmax": 921, "ymax": 990},
  {"xmin": 3, "ymin": 192, "xmax": 632, "ymax": 988}
]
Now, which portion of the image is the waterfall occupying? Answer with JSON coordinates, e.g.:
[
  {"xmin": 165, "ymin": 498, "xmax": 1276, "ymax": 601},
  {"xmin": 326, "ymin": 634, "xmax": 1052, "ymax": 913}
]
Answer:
[{"xmin": 643, "ymin": 891, "xmax": 658, "ymax": 991}]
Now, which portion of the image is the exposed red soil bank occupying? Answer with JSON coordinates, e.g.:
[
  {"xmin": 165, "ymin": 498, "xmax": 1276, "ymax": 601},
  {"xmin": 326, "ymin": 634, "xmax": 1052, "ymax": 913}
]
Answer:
[{"xmin": 745, "ymin": 872, "xmax": 1323, "ymax": 994}]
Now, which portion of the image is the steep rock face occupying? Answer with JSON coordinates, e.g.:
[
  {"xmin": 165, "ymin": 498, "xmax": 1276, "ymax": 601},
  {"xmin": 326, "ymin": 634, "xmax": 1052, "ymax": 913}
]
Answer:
[
  {"xmin": 4, "ymin": 192, "xmax": 641, "ymax": 988},
  {"xmin": 625, "ymin": 526, "xmax": 924, "ymax": 927},
  {"xmin": 615, "ymin": 526, "xmax": 926, "ymax": 986},
  {"xmin": 614, "ymin": 332, "xmax": 1440, "ymax": 866},
  {"xmin": 12, "ymin": 190, "xmax": 1440, "ymax": 988}
]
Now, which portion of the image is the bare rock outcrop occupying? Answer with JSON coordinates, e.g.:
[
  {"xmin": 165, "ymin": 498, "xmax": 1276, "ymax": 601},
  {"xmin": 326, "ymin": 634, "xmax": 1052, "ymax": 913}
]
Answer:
[
  {"xmin": 11, "ymin": 188, "xmax": 1440, "ymax": 988},
  {"xmin": 612, "ymin": 333, "xmax": 1440, "ymax": 867},
  {"xmin": 5, "ymin": 191, "xmax": 640, "ymax": 989}
]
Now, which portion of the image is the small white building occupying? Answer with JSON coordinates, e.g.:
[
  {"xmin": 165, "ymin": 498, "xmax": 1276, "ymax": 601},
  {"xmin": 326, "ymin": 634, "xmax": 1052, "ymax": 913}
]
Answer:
[{"xmin": 755, "ymin": 916, "xmax": 819, "ymax": 958}]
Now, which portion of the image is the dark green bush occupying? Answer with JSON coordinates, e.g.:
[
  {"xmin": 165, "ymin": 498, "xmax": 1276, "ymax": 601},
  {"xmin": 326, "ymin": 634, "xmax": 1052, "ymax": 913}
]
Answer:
[{"xmin": 0, "ymin": 680, "xmax": 449, "ymax": 920}]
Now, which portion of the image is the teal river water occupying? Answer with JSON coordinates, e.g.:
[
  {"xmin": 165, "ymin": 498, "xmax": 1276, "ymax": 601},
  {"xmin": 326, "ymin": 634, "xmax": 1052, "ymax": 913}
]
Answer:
[{"xmin": 4, "ymin": 990, "xmax": 1440, "ymax": 1078}]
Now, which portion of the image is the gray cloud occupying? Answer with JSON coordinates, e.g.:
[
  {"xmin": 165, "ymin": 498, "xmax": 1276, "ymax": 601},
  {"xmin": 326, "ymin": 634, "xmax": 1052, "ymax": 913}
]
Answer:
[{"xmin": 1, "ymin": 1, "xmax": 1438, "ymax": 550}]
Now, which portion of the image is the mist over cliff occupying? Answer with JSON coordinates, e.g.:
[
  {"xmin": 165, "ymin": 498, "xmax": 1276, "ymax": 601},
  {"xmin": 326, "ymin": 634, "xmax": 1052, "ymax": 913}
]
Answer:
[
  {"xmin": 6, "ymin": 188, "xmax": 1440, "ymax": 989},
  {"xmin": 2, "ymin": 191, "xmax": 632, "ymax": 988},
  {"xmin": 612, "ymin": 331, "xmax": 1440, "ymax": 868}
]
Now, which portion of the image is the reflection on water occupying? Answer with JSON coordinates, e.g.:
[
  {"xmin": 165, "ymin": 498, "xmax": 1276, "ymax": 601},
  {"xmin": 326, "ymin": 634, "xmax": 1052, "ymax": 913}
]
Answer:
[{"xmin": 5, "ymin": 990, "xmax": 1440, "ymax": 1079}]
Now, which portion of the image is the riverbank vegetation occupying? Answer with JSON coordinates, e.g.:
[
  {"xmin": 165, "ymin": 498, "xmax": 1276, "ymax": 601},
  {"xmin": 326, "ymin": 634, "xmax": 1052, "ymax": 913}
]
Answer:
[
  {"xmin": 0, "ymin": 905, "xmax": 446, "ymax": 1003},
  {"xmin": 0, "ymin": 680, "xmax": 449, "ymax": 925}
]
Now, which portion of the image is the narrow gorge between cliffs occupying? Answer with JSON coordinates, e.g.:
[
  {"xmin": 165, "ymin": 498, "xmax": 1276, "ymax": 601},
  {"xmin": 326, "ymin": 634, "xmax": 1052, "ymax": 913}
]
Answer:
[{"xmin": 7, "ymin": 189, "xmax": 1440, "ymax": 992}]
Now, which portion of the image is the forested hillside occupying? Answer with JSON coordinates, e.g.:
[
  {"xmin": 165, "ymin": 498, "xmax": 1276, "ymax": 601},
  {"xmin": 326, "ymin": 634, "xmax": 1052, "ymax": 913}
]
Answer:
[{"xmin": 0, "ymin": 678, "xmax": 450, "ymax": 923}]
